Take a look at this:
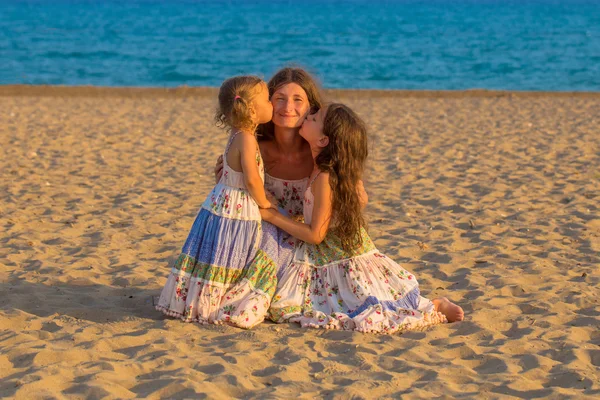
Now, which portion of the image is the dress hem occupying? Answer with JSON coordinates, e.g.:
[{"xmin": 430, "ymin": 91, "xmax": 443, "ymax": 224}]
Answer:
[{"xmin": 268, "ymin": 306, "xmax": 447, "ymax": 334}]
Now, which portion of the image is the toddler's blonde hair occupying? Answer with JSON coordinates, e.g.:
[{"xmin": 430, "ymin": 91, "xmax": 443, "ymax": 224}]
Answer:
[{"xmin": 215, "ymin": 75, "xmax": 263, "ymax": 132}]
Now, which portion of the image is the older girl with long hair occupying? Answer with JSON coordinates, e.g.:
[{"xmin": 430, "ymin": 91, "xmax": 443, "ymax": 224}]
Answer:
[
  {"xmin": 215, "ymin": 68, "xmax": 330, "ymax": 326},
  {"xmin": 260, "ymin": 104, "xmax": 464, "ymax": 333}
]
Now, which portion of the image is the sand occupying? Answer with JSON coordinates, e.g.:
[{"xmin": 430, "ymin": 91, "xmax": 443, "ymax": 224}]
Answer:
[{"xmin": 1, "ymin": 86, "xmax": 598, "ymax": 399}]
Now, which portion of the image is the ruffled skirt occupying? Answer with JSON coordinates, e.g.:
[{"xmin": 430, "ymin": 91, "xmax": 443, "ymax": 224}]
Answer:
[
  {"xmin": 268, "ymin": 229, "xmax": 447, "ymax": 333},
  {"xmin": 155, "ymin": 208, "xmax": 277, "ymax": 329}
]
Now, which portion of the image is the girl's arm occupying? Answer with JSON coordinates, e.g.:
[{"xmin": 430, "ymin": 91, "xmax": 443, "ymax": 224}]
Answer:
[
  {"xmin": 239, "ymin": 134, "xmax": 272, "ymax": 209},
  {"xmin": 261, "ymin": 172, "xmax": 332, "ymax": 244}
]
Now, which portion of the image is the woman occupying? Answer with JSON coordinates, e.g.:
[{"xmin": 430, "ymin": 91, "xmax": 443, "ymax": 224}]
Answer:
[{"xmin": 213, "ymin": 68, "xmax": 323, "ymax": 327}]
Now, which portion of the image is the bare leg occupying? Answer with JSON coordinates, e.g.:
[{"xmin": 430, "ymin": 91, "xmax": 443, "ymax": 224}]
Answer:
[{"xmin": 433, "ymin": 297, "xmax": 464, "ymax": 322}]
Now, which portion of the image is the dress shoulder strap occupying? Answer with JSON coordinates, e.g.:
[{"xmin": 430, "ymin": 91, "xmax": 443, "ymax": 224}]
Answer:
[
  {"xmin": 224, "ymin": 130, "xmax": 240, "ymax": 157},
  {"xmin": 308, "ymin": 170, "xmax": 322, "ymax": 188}
]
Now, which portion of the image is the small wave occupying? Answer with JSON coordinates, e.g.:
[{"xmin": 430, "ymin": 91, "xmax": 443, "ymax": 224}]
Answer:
[
  {"xmin": 157, "ymin": 70, "xmax": 213, "ymax": 83},
  {"xmin": 367, "ymin": 74, "xmax": 396, "ymax": 82},
  {"xmin": 308, "ymin": 49, "xmax": 335, "ymax": 57},
  {"xmin": 42, "ymin": 50, "xmax": 120, "ymax": 60}
]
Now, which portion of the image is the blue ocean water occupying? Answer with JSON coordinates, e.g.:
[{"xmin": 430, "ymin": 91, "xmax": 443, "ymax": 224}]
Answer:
[{"xmin": 1, "ymin": 0, "xmax": 599, "ymax": 90}]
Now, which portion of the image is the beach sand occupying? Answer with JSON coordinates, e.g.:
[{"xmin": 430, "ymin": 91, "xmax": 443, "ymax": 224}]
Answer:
[{"xmin": 1, "ymin": 86, "xmax": 598, "ymax": 399}]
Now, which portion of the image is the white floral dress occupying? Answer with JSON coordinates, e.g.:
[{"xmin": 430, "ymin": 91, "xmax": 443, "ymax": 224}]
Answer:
[
  {"xmin": 268, "ymin": 172, "xmax": 447, "ymax": 333},
  {"xmin": 264, "ymin": 174, "xmax": 308, "ymax": 220},
  {"xmin": 156, "ymin": 132, "xmax": 277, "ymax": 329}
]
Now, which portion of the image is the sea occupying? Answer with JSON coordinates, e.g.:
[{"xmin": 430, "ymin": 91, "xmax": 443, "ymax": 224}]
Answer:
[{"xmin": 1, "ymin": 0, "xmax": 599, "ymax": 91}]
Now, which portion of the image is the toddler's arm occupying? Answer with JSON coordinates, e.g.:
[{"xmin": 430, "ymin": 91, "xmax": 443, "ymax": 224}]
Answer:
[
  {"xmin": 239, "ymin": 134, "xmax": 272, "ymax": 209},
  {"xmin": 261, "ymin": 172, "xmax": 332, "ymax": 244}
]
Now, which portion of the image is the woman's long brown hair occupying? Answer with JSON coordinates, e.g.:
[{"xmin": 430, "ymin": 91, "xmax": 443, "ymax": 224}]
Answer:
[{"xmin": 315, "ymin": 104, "xmax": 368, "ymax": 251}]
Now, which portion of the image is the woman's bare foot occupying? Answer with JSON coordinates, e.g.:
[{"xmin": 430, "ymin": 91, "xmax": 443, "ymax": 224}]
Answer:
[{"xmin": 433, "ymin": 297, "xmax": 464, "ymax": 322}]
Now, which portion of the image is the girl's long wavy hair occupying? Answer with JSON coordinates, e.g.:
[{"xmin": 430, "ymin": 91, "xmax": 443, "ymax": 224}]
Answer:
[
  {"xmin": 257, "ymin": 67, "xmax": 324, "ymax": 141},
  {"xmin": 316, "ymin": 104, "xmax": 369, "ymax": 251},
  {"xmin": 215, "ymin": 75, "xmax": 263, "ymax": 132}
]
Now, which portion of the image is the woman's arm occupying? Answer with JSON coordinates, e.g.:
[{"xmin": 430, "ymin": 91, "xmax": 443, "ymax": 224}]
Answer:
[
  {"xmin": 214, "ymin": 155, "xmax": 223, "ymax": 184},
  {"xmin": 239, "ymin": 134, "xmax": 272, "ymax": 209},
  {"xmin": 261, "ymin": 172, "xmax": 332, "ymax": 244},
  {"xmin": 357, "ymin": 179, "xmax": 368, "ymax": 209}
]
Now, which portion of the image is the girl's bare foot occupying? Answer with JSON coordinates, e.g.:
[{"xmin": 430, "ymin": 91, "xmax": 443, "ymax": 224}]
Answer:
[{"xmin": 433, "ymin": 297, "xmax": 464, "ymax": 322}]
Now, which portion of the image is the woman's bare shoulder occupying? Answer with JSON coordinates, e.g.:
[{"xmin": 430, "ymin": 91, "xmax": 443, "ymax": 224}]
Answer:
[{"xmin": 258, "ymin": 139, "xmax": 276, "ymax": 160}]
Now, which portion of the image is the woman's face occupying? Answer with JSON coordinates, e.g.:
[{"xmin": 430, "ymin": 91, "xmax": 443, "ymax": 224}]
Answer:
[{"xmin": 270, "ymin": 83, "xmax": 311, "ymax": 129}]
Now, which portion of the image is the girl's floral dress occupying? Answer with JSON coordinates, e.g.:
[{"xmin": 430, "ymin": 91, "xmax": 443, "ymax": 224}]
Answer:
[
  {"xmin": 155, "ymin": 132, "xmax": 277, "ymax": 329},
  {"xmin": 268, "ymin": 173, "xmax": 448, "ymax": 333}
]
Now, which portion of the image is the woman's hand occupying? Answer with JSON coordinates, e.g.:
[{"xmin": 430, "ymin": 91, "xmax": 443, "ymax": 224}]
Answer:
[{"xmin": 214, "ymin": 155, "xmax": 224, "ymax": 184}]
